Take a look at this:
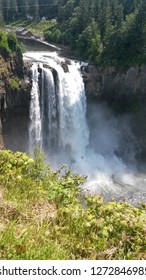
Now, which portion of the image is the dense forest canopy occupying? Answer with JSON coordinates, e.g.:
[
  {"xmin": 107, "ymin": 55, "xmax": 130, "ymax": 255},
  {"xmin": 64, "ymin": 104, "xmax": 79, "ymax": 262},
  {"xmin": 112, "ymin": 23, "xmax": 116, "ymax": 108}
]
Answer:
[{"xmin": 0, "ymin": 0, "xmax": 146, "ymax": 65}]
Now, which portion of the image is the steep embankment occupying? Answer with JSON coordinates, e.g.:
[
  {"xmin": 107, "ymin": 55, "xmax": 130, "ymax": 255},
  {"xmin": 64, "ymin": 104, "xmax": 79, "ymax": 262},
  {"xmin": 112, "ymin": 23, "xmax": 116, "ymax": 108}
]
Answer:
[
  {"xmin": 0, "ymin": 32, "xmax": 31, "ymax": 151},
  {"xmin": 0, "ymin": 149, "xmax": 146, "ymax": 260},
  {"xmin": 83, "ymin": 64, "xmax": 146, "ymax": 163},
  {"xmin": 84, "ymin": 65, "xmax": 146, "ymax": 109}
]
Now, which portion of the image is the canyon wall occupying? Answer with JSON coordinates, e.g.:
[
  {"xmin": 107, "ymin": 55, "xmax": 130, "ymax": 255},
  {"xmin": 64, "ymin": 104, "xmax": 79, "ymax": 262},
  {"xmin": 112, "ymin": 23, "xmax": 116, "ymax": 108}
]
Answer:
[
  {"xmin": 83, "ymin": 64, "xmax": 146, "ymax": 163},
  {"xmin": 1, "ymin": 50, "xmax": 146, "ymax": 163},
  {"xmin": 84, "ymin": 64, "xmax": 146, "ymax": 109},
  {"xmin": 0, "ymin": 52, "xmax": 31, "ymax": 151}
]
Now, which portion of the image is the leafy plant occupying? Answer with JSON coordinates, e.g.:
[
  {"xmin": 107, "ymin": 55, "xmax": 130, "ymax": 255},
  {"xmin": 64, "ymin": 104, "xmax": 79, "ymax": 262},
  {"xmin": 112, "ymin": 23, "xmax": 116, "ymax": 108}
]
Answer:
[
  {"xmin": 7, "ymin": 33, "xmax": 18, "ymax": 52},
  {"xmin": 0, "ymin": 30, "xmax": 10, "ymax": 57},
  {"xmin": 8, "ymin": 77, "xmax": 20, "ymax": 90},
  {"xmin": 0, "ymin": 149, "xmax": 146, "ymax": 260}
]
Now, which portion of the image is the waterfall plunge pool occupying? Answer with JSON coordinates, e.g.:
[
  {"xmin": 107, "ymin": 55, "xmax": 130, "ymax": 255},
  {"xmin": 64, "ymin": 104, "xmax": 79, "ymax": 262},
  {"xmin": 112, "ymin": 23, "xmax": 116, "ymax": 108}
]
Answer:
[{"xmin": 23, "ymin": 51, "xmax": 146, "ymax": 205}]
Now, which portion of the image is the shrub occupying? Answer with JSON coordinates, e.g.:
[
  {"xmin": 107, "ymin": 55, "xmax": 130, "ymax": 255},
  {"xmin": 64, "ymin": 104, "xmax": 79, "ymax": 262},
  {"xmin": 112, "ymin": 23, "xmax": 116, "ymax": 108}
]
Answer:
[
  {"xmin": 8, "ymin": 77, "xmax": 20, "ymax": 90},
  {"xmin": 0, "ymin": 31, "xmax": 10, "ymax": 57},
  {"xmin": 44, "ymin": 22, "xmax": 63, "ymax": 44},
  {"xmin": 7, "ymin": 33, "xmax": 18, "ymax": 52},
  {"xmin": 0, "ymin": 149, "xmax": 146, "ymax": 259}
]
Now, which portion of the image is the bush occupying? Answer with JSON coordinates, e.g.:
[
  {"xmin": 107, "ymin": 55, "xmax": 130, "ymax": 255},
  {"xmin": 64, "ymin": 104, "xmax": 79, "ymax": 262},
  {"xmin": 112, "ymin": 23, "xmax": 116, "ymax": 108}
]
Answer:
[
  {"xmin": 9, "ymin": 77, "xmax": 20, "ymax": 90},
  {"xmin": 0, "ymin": 149, "xmax": 146, "ymax": 259},
  {"xmin": 0, "ymin": 31, "xmax": 10, "ymax": 57},
  {"xmin": 7, "ymin": 33, "xmax": 18, "ymax": 52},
  {"xmin": 44, "ymin": 22, "xmax": 63, "ymax": 44}
]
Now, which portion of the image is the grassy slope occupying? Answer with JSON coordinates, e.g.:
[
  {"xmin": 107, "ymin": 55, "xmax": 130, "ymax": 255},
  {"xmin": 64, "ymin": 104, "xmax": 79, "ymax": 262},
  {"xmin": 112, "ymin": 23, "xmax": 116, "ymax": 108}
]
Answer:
[
  {"xmin": 0, "ymin": 149, "xmax": 146, "ymax": 260},
  {"xmin": 6, "ymin": 20, "xmax": 53, "ymax": 36}
]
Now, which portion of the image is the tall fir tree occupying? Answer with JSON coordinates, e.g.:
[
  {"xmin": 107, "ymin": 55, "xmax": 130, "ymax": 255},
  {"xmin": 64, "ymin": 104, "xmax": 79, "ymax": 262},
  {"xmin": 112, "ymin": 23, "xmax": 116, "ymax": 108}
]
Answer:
[
  {"xmin": 0, "ymin": 0, "xmax": 4, "ymax": 23},
  {"xmin": 17, "ymin": 0, "xmax": 28, "ymax": 17},
  {"xmin": 9, "ymin": 0, "xmax": 18, "ymax": 21},
  {"xmin": 28, "ymin": 0, "xmax": 39, "ymax": 19},
  {"xmin": 1, "ymin": 0, "xmax": 9, "ymax": 21}
]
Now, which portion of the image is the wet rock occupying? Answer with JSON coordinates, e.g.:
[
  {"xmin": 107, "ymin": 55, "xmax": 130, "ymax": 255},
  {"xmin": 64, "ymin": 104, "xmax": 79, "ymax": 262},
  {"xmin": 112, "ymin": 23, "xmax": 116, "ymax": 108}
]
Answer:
[
  {"xmin": 0, "ymin": 53, "xmax": 31, "ymax": 151},
  {"xmin": 60, "ymin": 62, "xmax": 69, "ymax": 73},
  {"xmin": 83, "ymin": 64, "xmax": 146, "ymax": 108}
]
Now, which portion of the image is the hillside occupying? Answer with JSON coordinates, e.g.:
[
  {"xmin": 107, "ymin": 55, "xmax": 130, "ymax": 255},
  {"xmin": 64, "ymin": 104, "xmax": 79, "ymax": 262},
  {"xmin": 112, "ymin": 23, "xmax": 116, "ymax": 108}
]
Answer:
[
  {"xmin": 1, "ymin": 4, "xmax": 146, "ymax": 260},
  {"xmin": 0, "ymin": 31, "xmax": 31, "ymax": 151},
  {"xmin": 1, "ymin": 0, "xmax": 146, "ymax": 66},
  {"xmin": 0, "ymin": 149, "xmax": 146, "ymax": 260}
]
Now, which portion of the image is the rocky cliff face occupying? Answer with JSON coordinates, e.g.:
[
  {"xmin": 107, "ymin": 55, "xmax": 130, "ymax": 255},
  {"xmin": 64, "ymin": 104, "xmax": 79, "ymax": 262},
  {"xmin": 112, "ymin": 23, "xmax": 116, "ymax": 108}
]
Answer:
[
  {"xmin": 83, "ymin": 64, "xmax": 146, "ymax": 163},
  {"xmin": 0, "ymin": 53, "xmax": 31, "ymax": 151},
  {"xmin": 1, "ymin": 50, "xmax": 146, "ymax": 162},
  {"xmin": 83, "ymin": 64, "xmax": 146, "ymax": 111}
]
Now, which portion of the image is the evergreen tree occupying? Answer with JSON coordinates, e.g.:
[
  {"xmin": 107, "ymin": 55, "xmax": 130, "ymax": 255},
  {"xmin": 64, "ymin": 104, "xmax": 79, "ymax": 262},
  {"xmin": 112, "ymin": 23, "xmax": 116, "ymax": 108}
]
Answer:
[
  {"xmin": 131, "ymin": 0, "xmax": 146, "ymax": 62},
  {"xmin": 9, "ymin": 0, "xmax": 18, "ymax": 21},
  {"xmin": 113, "ymin": 3, "xmax": 124, "ymax": 29},
  {"xmin": 0, "ymin": 0, "xmax": 4, "ymax": 24},
  {"xmin": 99, "ymin": 0, "xmax": 112, "ymax": 40},
  {"xmin": 28, "ymin": 0, "xmax": 39, "ymax": 19},
  {"xmin": 38, "ymin": 0, "xmax": 58, "ymax": 19},
  {"xmin": 0, "ymin": 0, "xmax": 145, "ymax": 65},
  {"xmin": 17, "ymin": 0, "xmax": 28, "ymax": 17},
  {"xmin": 38, "ymin": 0, "xmax": 47, "ymax": 18},
  {"xmin": 0, "ymin": 11, "xmax": 4, "ymax": 25},
  {"xmin": 1, "ymin": 0, "xmax": 9, "ymax": 21}
]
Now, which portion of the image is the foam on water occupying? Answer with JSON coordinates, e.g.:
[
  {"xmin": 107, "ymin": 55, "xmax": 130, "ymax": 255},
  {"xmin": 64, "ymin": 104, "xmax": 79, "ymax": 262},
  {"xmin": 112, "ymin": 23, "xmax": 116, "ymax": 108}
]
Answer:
[{"xmin": 24, "ymin": 51, "xmax": 146, "ymax": 204}]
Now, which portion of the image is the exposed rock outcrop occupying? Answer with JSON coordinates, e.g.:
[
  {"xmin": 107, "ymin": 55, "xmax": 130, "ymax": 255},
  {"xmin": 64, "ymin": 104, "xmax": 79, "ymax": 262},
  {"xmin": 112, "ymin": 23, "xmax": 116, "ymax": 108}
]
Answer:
[
  {"xmin": 0, "ymin": 53, "xmax": 31, "ymax": 151},
  {"xmin": 0, "ymin": 118, "xmax": 4, "ymax": 149},
  {"xmin": 83, "ymin": 64, "xmax": 146, "ymax": 111},
  {"xmin": 83, "ymin": 64, "xmax": 146, "ymax": 163},
  {"xmin": 60, "ymin": 61, "xmax": 69, "ymax": 73}
]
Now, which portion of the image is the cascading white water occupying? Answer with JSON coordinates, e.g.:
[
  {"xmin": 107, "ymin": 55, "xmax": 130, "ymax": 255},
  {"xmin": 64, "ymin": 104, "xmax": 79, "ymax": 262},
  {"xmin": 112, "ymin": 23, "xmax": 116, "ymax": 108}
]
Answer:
[
  {"xmin": 24, "ymin": 51, "xmax": 146, "ymax": 204},
  {"xmin": 29, "ymin": 63, "xmax": 42, "ymax": 152},
  {"xmin": 26, "ymin": 52, "xmax": 89, "ymax": 162},
  {"xmin": 41, "ymin": 67, "xmax": 58, "ymax": 150},
  {"xmin": 57, "ymin": 61, "xmax": 89, "ymax": 160}
]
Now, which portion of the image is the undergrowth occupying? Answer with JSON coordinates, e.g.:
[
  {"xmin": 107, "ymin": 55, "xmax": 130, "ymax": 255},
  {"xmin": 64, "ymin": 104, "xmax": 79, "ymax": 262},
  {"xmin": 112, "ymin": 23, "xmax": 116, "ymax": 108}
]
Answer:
[
  {"xmin": 8, "ymin": 77, "xmax": 20, "ymax": 90},
  {"xmin": 0, "ymin": 149, "xmax": 146, "ymax": 259},
  {"xmin": 6, "ymin": 20, "xmax": 54, "ymax": 36}
]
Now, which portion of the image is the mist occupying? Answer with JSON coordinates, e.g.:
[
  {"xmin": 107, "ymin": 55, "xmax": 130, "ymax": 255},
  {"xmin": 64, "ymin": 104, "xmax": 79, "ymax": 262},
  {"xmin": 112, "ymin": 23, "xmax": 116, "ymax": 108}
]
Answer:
[
  {"xmin": 25, "ymin": 51, "xmax": 146, "ymax": 205},
  {"xmin": 47, "ymin": 100, "xmax": 146, "ymax": 204}
]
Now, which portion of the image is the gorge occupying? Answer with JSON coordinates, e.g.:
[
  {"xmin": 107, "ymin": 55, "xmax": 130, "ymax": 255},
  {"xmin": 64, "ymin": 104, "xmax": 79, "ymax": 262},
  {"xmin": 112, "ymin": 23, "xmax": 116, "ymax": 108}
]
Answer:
[
  {"xmin": 1, "ymin": 0, "xmax": 146, "ymax": 260},
  {"xmin": 1, "ymin": 48, "xmax": 146, "ymax": 205},
  {"xmin": 19, "ymin": 52, "xmax": 146, "ymax": 203}
]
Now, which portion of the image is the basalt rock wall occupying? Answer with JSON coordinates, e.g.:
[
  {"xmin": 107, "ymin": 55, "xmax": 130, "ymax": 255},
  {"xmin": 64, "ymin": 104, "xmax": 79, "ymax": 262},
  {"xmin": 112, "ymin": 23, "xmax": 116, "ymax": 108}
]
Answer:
[
  {"xmin": 0, "ymin": 52, "xmax": 31, "ymax": 152},
  {"xmin": 83, "ymin": 64, "xmax": 146, "ymax": 107},
  {"xmin": 83, "ymin": 64, "xmax": 146, "ymax": 163}
]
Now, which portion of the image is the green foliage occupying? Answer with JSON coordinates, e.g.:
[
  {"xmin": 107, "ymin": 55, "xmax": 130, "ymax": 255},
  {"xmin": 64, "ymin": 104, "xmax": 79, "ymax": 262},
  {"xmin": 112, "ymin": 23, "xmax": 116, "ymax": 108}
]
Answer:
[
  {"xmin": 0, "ymin": 31, "xmax": 23, "ymax": 78},
  {"xmin": 0, "ymin": 30, "xmax": 10, "ymax": 57},
  {"xmin": 44, "ymin": 22, "xmax": 62, "ymax": 44},
  {"xmin": 8, "ymin": 77, "xmax": 20, "ymax": 90},
  {"xmin": 76, "ymin": 21, "xmax": 103, "ymax": 62},
  {"xmin": 102, "ymin": 6, "xmax": 146, "ymax": 66},
  {"xmin": 0, "ymin": 149, "xmax": 146, "ymax": 260},
  {"xmin": 1, "ymin": 0, "xmax": 18, "ymax": 22},
  {"xmin": 43, "ymin": 0, "xmax": 146, "ymax": 66},
  {"xmin": 7, "ymin": 33, "xmax": 18, "ymax": 51},
  {"xmin": 27, "ymin": 20, "xmax": 56, "ymax": 35},
  {"xmin": 0, "ymin": 9, "xmax": 4, "ymax": 25},
  {"xmin": 4, "ymin": 0, "xmax": 146, "ymax": 65},
  {"xmin": 0, "ymin": 31, "xmax": 21, "ymax": 61},
  {"xmin": 28, "ymin": 0, "xmax": 39, "ymax": 19}
]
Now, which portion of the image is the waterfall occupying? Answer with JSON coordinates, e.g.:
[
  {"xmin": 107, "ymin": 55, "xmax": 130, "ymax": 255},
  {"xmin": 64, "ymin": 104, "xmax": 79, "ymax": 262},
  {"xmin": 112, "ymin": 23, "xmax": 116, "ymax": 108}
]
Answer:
[
  {"xmin": 41, "ymin": 67, "xmax": 58, "ymax": 151},
  {"xmin": 24, "ymin": 51, "xmax": 146, "ymax": 205},
  {"xmin": 29, "ymin": 63, "xmax": 42, "ymax": 152},
  {"xmin": 57, "ymin": 61, "xmax": 89, "ymax": 160},
  {"xmin": 28, "ymin": 54, "xmax": 89, "ymax": 163}
]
